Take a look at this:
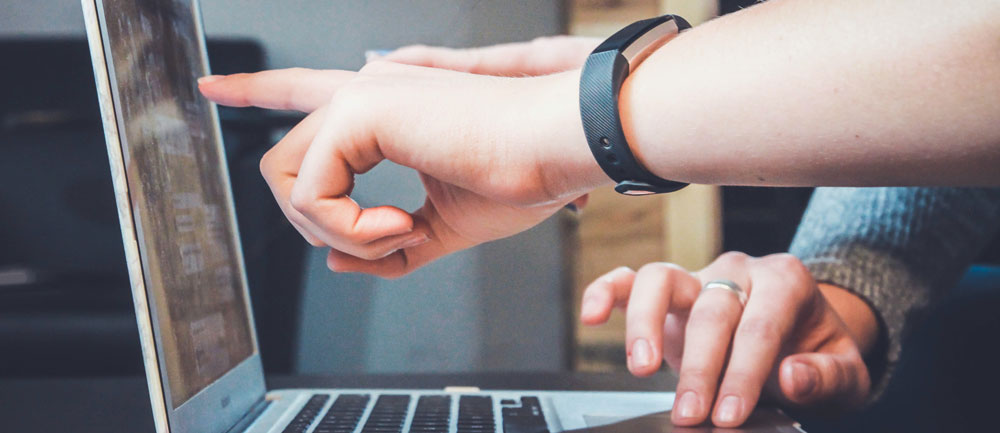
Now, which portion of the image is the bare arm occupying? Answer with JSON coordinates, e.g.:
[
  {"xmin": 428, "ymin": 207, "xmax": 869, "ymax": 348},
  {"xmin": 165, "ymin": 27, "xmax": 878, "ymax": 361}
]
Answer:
[
  {"xmin": 620, "ymin": 0, "xmax": 1000, "ymax": 186},
  {"xmin": 199, "ymin": 0, "xmax": 1000, "ymax": 278}
]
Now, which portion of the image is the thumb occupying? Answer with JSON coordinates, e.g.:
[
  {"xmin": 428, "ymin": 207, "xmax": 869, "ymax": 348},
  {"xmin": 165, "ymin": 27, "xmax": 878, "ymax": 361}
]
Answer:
[{"xmin": 778, "ymin": 351, "xmax": 871, "ymax": 408}]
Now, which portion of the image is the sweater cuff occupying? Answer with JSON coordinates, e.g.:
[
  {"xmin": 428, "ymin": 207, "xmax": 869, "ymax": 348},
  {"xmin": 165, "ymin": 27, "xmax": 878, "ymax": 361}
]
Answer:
[{"xmin": 798, "ymin": 247, "xmax": 932, "ymax": 401}]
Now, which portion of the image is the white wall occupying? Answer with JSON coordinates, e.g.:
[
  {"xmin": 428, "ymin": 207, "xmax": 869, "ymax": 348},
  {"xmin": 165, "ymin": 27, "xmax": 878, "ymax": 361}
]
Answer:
[{"xmin": 2, "ymin": 0, "xmax": 572, "ymax": 374}]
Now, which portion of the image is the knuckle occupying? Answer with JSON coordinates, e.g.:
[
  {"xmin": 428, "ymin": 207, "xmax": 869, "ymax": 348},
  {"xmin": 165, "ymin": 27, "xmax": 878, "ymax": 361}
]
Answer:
[
  {"xmin": 608, "ymin": 265, "xmax": 634, "ymax": 277},
  {"xmin": 637, "ymin": 262, "xmax": 686, "ymax": 280},
  {"xmin": 288, "ymin": 187, "xmax": 317, "ymax": 215},
  {"xmin": 714, "ymin": 251, "xmax": 750, "ymax": 267},
  {"xmin": 636, "ymin": 262, "xmax": 665, "ymax": 276},
  {"xmin": 258, "ymin": 151, "xmax": 276, "ymax": 178},
  {"xmin": 237, "ymin": 70, "xmax": 259, "ymax": 85},
  {"xmin": 763, "ymin": 253, "xmax": 809, "ymax": 277},
  {"xmin": 755, "ymin": 254, "xmax": 816, "ymax": 303}
]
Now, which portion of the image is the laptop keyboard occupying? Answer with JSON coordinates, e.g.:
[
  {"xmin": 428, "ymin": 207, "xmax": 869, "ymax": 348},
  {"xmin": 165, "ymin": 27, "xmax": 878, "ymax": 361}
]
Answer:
[
  {"xmin": 361, "ymin": 395, "xmax": 410, "ymax": 432},
  {"xmin": 283, "ymin": 394, "xmax": 330, "ymax": 433},
  {"xmin": 282, "ymin": 394, "xmax": 549, "ymax": 433},
  {"xmin": 457, "ymin": 396, "xmax": 494, "ymax": 432},
  {"xmin": 410, "ymin": 395, "xmax": 451, "ymax": 432}
]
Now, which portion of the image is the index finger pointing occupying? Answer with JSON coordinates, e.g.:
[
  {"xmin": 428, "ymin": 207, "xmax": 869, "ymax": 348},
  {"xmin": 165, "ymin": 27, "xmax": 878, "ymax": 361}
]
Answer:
[{"xmin": 199, "ymin": 68, "xmax": 355, "ymax": 112}]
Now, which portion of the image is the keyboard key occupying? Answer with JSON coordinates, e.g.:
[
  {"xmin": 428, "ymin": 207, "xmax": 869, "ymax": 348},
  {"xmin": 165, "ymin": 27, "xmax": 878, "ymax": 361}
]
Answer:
[
  {"xmin": 282, "ymin": 394, "xmax": 330, "ymax": 433},
  {"xmin": 314, "ymin": 394, "xmax": 370, "ymax": 433},
  {"xmin": 502, "ymin": 396, "xmax": 548, "ymax": 433},
  {"xmin": 361, "ymin": 395, "xmax": 410, "ymax": 433},
  {"xmin": 410, "ymin": 395, "xmax": 451, "ymax": 432},
  {"xmin": 458, "ymin": 396, "xmax": 495, "ymax": 433}
]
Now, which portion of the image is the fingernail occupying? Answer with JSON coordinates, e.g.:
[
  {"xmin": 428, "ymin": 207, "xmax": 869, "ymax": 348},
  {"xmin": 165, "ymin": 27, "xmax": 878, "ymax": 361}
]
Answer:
[
  {"xmin": 398, "ymin": 233, "xmax": 430, "ymax": 249},
  {"xmin": 364, "ymin": 49, "xmax": 392, "ymax": 62},
  {"xmin": 674, "ymin": 391, "xmax": 700, "ymax": 420},
  {"xmin": 631, "ymin": 339, "xmax": 652, "ymax": 369},
  {"xmin": 716, "ymin": 395, "xmax": 742, "ymax": 424},
  {"xmin": 791, "ymin": 362, "xmax": 818, "ymax": 397},
  {"xmin": 198, "ymin": 75, "xmax": 223, "ymax": 84}
]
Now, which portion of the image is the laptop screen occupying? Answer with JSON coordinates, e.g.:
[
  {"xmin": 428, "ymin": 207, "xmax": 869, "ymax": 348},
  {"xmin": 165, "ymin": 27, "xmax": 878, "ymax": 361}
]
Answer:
[{"xmin": 100, "ymin": 0, "xmax": 254, "ymax": 408}]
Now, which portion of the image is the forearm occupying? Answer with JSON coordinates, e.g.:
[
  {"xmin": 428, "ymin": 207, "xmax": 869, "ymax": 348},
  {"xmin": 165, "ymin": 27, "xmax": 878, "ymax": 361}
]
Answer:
[
  {"xmin": 622, "ymin": 0, "xmax": 1000, "ymax": 186},
  {"xmin": 790, "ymin": 186, "xmax": 1000, "ymax": 397}
]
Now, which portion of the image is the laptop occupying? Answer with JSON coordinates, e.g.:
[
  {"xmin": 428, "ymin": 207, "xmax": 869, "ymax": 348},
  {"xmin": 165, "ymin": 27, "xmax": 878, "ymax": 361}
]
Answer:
[{"xmin": 79, "ymin": 0, "xmax": 806, "ymax": 432}]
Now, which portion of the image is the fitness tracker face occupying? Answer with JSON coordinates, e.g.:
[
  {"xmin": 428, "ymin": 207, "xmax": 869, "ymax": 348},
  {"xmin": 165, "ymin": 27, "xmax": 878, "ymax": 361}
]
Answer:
[{"xmin": 579, "ymin": 15, "xmax": 691, "ymax": 195}]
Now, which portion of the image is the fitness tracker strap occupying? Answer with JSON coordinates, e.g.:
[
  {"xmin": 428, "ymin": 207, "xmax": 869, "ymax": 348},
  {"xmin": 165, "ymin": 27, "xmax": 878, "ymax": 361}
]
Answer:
[{"xmin": 580, "ymin": 14, "xmax": 691, "ymax": 195}]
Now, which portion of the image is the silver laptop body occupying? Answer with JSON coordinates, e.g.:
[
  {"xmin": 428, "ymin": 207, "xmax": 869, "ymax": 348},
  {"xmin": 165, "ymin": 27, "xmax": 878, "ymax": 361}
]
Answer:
[{"xmin": 80, "ymin": 1, "xmax": 804, "ymax": 432}]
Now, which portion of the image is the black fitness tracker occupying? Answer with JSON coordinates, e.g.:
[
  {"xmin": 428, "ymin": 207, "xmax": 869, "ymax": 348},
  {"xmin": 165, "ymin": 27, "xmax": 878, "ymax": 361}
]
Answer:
[{"xmin": 580, "ymin": 14, "xmax": 691, "ymax": 195}]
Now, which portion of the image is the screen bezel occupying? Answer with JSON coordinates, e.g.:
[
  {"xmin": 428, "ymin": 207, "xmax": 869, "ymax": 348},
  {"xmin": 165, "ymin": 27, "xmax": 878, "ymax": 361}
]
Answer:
[{"xmin": 81, "ymin": 1, "xmax": 267, "ymax": 432}]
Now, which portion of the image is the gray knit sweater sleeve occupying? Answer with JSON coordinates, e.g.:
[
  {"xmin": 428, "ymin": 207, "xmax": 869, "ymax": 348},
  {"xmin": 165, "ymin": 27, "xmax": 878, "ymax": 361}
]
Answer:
[{"xmin": 789, "ymin": 187, "xmax": 1000, "ymax": 391}]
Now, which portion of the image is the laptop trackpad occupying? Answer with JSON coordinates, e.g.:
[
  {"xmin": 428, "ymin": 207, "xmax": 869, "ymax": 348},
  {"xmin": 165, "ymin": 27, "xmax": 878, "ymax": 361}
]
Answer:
[{"xmin": 576, "ymin": 410, "xmax": 803, "ymax": 432}]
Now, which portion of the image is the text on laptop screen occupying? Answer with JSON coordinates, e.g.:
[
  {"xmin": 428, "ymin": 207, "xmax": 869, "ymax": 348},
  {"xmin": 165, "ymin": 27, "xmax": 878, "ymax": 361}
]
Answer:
[{"xmin": 102, "ymin": 0, "xmax": 254, "ymax": 407}]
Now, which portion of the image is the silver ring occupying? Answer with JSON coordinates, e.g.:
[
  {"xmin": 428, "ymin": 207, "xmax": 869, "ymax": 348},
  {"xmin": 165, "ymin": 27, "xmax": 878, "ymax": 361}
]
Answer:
[{"xmin": 701, "ymin": 279, "xmax": 748, "ymax": 307}]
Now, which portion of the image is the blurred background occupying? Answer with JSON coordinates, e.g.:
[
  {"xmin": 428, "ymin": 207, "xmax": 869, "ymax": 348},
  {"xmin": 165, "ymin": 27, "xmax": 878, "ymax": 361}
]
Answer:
[{"xmin": 0, "ymin": 0, "xmax": 814, "ymax": 380}]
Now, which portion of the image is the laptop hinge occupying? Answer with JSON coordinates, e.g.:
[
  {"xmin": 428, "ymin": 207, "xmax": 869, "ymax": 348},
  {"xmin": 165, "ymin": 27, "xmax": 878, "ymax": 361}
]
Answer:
[{"xmin": 224, "ymin": 397, "xmax": 271, "ymax": 433}]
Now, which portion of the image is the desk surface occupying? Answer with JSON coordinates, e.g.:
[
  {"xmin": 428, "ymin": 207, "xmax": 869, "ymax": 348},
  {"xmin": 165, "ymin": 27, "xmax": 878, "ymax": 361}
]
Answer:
[{"xmin": 0, "ymin": 372, "xmax": 678, "ymax": 433}]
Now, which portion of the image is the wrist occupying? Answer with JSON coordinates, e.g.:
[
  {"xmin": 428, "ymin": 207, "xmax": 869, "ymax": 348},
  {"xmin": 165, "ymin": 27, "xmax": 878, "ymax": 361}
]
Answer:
[
  {"xmin": 528, "ymin": 69, "xmax": 612, "ymax": 200},
  {"xmin": 818, "ymin": 283, "xmax": 880, "ymax": 355}
]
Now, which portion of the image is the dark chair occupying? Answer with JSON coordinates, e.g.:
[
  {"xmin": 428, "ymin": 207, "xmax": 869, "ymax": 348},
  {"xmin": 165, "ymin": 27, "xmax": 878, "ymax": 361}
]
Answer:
[{"xmin": 0, "ymin": 38, "xmax": 307, "ymax": 376}]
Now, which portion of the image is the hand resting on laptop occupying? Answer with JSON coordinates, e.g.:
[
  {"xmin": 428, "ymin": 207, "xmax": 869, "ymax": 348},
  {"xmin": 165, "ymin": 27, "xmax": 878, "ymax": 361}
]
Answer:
[{"xmin": 580, "ymin": 252, "xmax": 878, "ymax": 428}]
